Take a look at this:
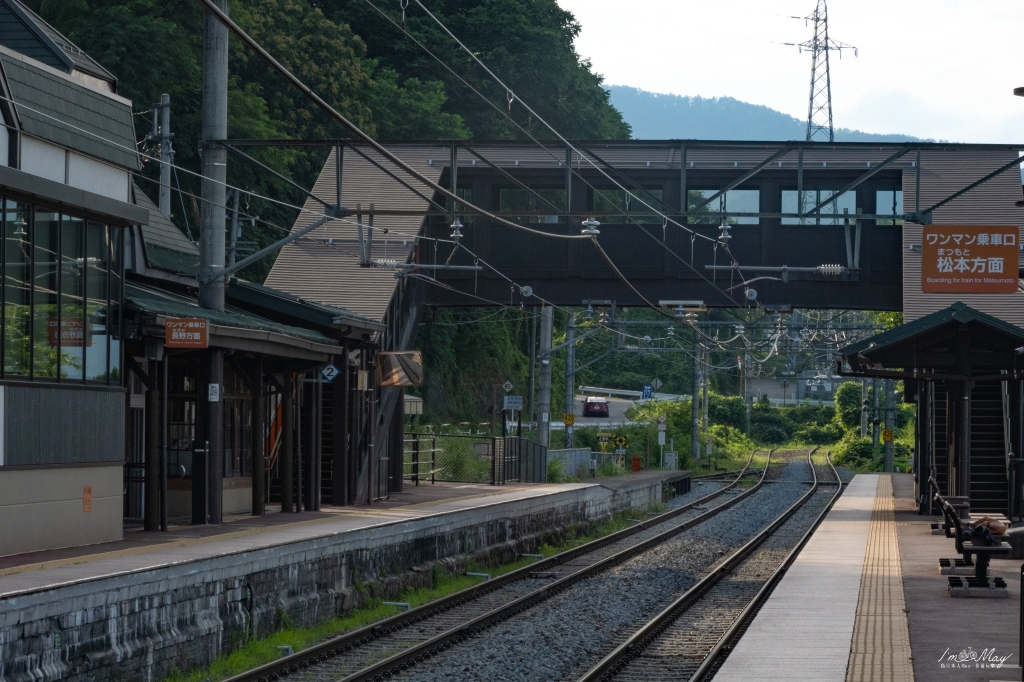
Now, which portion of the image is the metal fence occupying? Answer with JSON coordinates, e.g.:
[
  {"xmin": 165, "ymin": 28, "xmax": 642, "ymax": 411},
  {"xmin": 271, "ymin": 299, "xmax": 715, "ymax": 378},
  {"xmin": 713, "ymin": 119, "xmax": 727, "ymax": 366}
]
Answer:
[{"xmin": 404, "ymin": 433, "xmax": 546, "ymax": 485}]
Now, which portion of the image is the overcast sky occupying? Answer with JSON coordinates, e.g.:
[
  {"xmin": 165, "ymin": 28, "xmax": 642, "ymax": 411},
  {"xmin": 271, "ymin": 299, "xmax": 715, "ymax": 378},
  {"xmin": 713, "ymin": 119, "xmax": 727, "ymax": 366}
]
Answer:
[{"xmin": 557, "ymin": 0, "xmax": 1024, "ymax": 143}]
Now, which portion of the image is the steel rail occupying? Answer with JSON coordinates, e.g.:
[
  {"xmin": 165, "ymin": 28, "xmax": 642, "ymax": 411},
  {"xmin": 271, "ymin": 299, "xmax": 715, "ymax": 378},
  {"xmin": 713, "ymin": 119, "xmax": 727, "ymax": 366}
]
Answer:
[
  {"xmin": 333, "ymin": 449, "xmax": 777, "ymax": 682},
  {"xmin": 688, "ymin": 451, "xmax": 844, "ymax": 682},
  {"xmin": 226, "ymin": 451, "xmax": 761, "ymax": 682},
  {"xmin": 577, "ymin": 449, "xmax": 839, "ymax": 682}
]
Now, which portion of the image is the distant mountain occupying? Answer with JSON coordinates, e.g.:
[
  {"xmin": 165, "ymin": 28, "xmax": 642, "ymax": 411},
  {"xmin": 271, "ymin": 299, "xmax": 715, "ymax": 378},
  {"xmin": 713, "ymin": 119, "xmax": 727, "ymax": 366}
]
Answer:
[{"xmin": 607, "ymin": 85, "xmax": 928, "ymax": 143}]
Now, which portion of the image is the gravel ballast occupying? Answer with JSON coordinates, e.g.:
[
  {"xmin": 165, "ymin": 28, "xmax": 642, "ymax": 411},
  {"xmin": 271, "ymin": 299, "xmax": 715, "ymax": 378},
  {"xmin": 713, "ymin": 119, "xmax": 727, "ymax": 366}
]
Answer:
[{"xmin": 401, "ymin": 456, "xmax": 813, "ymax": 682}]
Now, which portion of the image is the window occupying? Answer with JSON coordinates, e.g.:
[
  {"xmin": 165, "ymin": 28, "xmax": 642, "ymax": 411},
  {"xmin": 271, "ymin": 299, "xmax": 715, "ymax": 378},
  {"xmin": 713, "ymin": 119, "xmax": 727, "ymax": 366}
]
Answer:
[
  {"xmin": 168, "ymin": 365, "xmax": 197, "ymax": 477},
  {"xmin": 688, "ymin": 189, "xmax": 759, "ymax": 225},
  {"xmin": 60, "ymin": 214, "xmax": 84, "ymax": 380},
  {"xmin": 781, "ymin": 189, "xmax": 856, "ymax": 225},
  {"xmin": 876, "ymin": 189, "xmax": 903, "ymax": 225},
  {"xmin": 0, "ymin": 198, "xmax": 121, "ymax": 383},
  {"xmin": 594, "ymin": 188, "xmax": 664, "ymax": 224},
  {"xmin": 32, "ymin": 210, "xmax": 59, "ymax": 378},
  {"xmin": 448, "ymin": 187, "xmax": 473, "ymax": 223},
  {"xmin": 4, "ymin": 200, "xmax": 30, "ymax": 376},
  {"xmin": 223, "ymin": 367, "xmax": 252, "ymax": 478},
  {"xmin": 499, "ymin": 187, "xmax": 566, "ymax": 224}
]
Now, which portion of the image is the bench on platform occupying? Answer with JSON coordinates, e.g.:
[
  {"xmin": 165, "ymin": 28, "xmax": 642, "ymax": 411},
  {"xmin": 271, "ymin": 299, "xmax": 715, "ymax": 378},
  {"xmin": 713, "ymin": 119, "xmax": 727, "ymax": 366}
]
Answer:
[
  {"xmin": 937, "ymin": 497, "xmax": 1010, "ymax": 597},
  {"xmin": 928, "ymin": 477, "xmax": 970, "ymax": 536}
]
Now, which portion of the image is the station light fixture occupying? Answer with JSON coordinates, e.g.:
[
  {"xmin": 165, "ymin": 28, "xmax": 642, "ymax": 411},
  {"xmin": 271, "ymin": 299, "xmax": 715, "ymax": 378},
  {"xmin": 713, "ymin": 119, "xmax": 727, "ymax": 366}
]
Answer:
[{"xmin": 581, "ymin": 217, "xmax": 601, "ymax": 235}]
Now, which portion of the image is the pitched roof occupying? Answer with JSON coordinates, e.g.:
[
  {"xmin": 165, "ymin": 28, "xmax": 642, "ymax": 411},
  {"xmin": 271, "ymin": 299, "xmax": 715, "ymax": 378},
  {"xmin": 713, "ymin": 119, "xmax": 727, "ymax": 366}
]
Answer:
[
  {"xmin": 133, "ymin": 183, "xmax": 199, "ymax": 276},
  {"xmin": 264, "ymin": 145, "xmax": 444, "ymax": 322},
  {"xmin": 227, "ymin": 279, "xmax": 384, "ymax": 334},
  {"xmin": 841, "ymin": 302, "xmax": 1024, "ymax": 360},
  {"xmin": 0, "ymin": 0, "xmax": 115, "ymax": 82},
  {"xmin": 125, "ymin": 281, "xmax": 340, "ymax": 350},
  {"xmin": 0, "ymin": 48, "xmax": 137, "ymax": 169}
]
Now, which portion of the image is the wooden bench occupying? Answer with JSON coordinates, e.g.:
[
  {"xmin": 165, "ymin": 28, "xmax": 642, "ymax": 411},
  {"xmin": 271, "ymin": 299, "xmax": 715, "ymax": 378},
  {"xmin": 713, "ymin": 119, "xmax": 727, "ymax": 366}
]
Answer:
[{"xmin": 937, "ymin": 498, "xmax": 1010, "ymax": 597}]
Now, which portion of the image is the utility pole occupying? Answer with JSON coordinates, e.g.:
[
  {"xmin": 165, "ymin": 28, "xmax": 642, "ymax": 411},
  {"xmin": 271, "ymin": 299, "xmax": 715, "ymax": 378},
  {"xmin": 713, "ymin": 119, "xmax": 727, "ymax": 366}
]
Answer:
[
  {"xmin": 860, "ymin": 379, "xmax": 868, "ymax": 438},
  {"xmin": 200, "ymin": 0, "xmax": 229, "ymax": 524},
  {"xmin": 872, "ymin": 377, "xmax": 881, "ymax": 446},
  {"xmin": 227, "ymin": 189, "xmax": 240, "ymax": 268},
  {"xmin": 691, "ymin": 328, "xmax": 700, "ymax": 465},
  {"xmin": 528, "ymin": 308, "xmax": 537, "ymax": 426},
  {"xmin": 702, "ymin": 347, "xmax": 710, "ymax": 463},
  {"xmin": 537, "ymin": 304, "xmax": 554, "ymax": 448},
  {"xmin": 564, "ymin": 310, "xmax": 575, "ymax": 448},
  {"xmin": 884, "ymin": 379, "xmax": 895, "ymax": 472},
  {"xmin": 159, "ymin": 94, "xmax": 172, "ymax": 218}
]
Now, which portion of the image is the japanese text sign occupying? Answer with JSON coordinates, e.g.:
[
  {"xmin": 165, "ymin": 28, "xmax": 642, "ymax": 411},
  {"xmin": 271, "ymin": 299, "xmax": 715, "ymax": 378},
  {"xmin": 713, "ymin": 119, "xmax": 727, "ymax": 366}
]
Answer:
[
  {"xmin": 165, "ymin": 317, "xmax": 209, "ymax": 349},
  {"xmin": 922, "ymin": 226, "xmax": 1017, "ymax": 293},
  {"xmin": 48, "ymin": 317, "xmax": 88, "ymax": 347}
]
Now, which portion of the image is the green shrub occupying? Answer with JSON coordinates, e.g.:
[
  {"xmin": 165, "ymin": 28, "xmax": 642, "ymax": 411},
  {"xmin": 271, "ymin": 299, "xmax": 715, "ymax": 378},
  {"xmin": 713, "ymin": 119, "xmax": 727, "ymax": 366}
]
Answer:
[
  {"xmin": 596, "ymin": 460, "xmax": 624, "ymax": 477},
  {"xmin": 793, "ymin": 422, "xmax": 844, "ymax": 444}
]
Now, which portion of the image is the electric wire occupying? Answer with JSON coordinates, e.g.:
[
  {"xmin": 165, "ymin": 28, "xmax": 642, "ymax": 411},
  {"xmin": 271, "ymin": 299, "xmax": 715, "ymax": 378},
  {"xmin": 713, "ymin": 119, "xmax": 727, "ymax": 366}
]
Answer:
[
  {"xmin": 193, "ymin": 0, "xmax": 597, "ymax": 243},
  {"xmin": 363, "ymin": 0, "xmax": 743, "ymax": 307}
]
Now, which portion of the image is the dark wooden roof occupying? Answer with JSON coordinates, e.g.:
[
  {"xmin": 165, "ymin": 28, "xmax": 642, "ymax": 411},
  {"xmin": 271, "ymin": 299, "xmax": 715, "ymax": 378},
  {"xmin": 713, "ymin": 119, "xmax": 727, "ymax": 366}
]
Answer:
[{"xmin": 841, "ymin": 302, "xmax": 1024, "ymax": 376}]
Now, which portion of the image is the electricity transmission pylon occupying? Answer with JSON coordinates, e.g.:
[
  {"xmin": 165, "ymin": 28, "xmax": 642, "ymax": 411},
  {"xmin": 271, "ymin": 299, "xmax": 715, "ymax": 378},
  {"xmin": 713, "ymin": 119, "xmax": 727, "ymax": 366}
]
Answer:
[{"xmin": 800, "ymin": 0, "xmax": 856, "ymax": 142}]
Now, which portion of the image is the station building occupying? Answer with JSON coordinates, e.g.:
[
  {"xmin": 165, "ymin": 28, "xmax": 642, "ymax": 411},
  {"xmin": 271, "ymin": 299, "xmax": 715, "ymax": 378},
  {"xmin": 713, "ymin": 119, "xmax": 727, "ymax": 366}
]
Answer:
[{"xmin": 0, "ymin": 0, "xmax": 385, "ymax": 556}]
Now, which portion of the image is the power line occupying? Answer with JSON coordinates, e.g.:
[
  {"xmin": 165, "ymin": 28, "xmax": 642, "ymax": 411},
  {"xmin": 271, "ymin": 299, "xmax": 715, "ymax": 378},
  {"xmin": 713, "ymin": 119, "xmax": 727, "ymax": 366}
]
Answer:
[{"xmin": 363, "ymin": 0, "xmax": 743, "ymax": 308}]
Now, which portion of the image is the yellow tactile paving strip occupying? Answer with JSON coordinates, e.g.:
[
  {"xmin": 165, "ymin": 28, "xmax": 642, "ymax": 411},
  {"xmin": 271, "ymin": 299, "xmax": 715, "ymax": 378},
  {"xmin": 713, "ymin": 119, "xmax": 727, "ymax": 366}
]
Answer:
[{"xmin": 846, "ymin": 474, "xmax": 915, "ymax": 682}]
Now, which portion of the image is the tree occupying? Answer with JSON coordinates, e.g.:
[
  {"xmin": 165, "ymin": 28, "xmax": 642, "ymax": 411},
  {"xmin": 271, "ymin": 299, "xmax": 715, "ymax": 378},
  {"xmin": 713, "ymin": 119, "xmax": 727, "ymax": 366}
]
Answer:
[
  {"xmin": 834, "ymin": 381, "xmax": 865, "ymax": 430},
  {"xmin": 322, "ymin": 0, "xmax": 630, "ymax": 140},
  {"xmin": 30, "ymin": 0, "xmax": 470, "ymax": 281}
]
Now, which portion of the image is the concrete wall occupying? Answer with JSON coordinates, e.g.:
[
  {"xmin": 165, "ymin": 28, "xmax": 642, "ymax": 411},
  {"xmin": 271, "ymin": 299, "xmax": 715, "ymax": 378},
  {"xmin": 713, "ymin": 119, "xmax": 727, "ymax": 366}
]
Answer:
[
  {"xmin": 0, "ymin": 480, "xmax": 666, "ymax": 682},
  {"xmin": 0, "ymin": 465, "xmax": 121, "ymax": 557}
]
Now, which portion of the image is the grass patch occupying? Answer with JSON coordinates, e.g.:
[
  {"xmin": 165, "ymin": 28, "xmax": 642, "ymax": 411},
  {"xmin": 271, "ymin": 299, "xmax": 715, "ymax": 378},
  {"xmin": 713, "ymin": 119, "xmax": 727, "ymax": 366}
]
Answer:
[{"xmin": 165, "ymin": 507, "xmax": 655, "ymax": 682}]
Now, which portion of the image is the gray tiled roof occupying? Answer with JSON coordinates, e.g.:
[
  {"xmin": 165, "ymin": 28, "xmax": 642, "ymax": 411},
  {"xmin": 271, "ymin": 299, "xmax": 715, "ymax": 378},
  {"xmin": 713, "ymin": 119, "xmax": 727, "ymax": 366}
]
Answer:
[
  {"xmin": 1, "ymin": 51, "xmax": 138, "ymax": 169},
  {"xmin": 134, "ymin": 184, "xmax": 199, "ymax": 276}
]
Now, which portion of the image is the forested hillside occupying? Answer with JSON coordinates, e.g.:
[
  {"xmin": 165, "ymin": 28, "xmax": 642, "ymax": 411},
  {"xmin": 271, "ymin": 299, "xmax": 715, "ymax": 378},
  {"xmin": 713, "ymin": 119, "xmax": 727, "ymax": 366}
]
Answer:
[
  {"xmin": 29, "ymin": 0, "xmax": 628, "ymax": 278},
  {"xmin": 30, "ymin": 0, "xmax": 629, "ymax": 422},
  {"xmin": 607, "ymin": 85, "xmax": 929, "ymax": 143}
]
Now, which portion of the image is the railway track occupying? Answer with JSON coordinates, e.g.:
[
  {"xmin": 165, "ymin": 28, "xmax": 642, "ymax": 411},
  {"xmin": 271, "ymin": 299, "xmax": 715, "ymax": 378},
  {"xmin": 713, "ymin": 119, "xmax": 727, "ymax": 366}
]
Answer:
[
  {"xmin": 578, "ymin": 450, "xmax": 843, "ymax": 682},
  {"xmin": 229, "ymin": 451, "xmax": 769, "ymax": 682}
]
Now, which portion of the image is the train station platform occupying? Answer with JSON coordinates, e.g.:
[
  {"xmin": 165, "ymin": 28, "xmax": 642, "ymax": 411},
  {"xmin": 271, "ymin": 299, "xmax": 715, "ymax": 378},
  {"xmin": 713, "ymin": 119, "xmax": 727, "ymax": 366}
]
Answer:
[
  {"xmin": 0, "ymin": 470, "xmax": 689, "ymax": 682},
  {"xmin": 716, "ymin": 473, "xmax": 1021, "ymax": 682}
]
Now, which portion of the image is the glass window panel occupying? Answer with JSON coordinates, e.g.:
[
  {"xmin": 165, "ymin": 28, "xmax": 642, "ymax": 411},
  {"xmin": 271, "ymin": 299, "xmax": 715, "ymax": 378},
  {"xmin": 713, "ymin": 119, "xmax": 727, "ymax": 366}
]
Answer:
[
  {"xmin": 3, "ymin": 200, "xmax": 29, "ymax": 376},
  {"xmin": 448, "ymin": 187, "xmax": 472, "ymax": 222},
  {"xmin": 32, "ymin": 210, "xmax": 59, "ymax": 378},
  {"xmin": 85, "ymin": 222, "xmax": 110, "ymax": 382},
  {"xmin": 781, "ymin": 189, "xmax": 856, "ymax": 225},
  {"xmin": 499, "ymin": 187, "xmax": 566, "ymax": 224},
  {"xmin": 688, "ymin": 189, "xmax": 759, "ymax": 225},
  {"xmin": 876, "ymin": 190, "xmax": 903, "ymax": 225},
  {"xmin": 108, "ymin": 227, "xmax": 122, "ymax": 383},
  {"xmin": 594, "ymin": 189, "xmax": 664, "ymax": 224},
  {"xmin": 59, "ymin": 215, "xmax": 84, "ymax": 380}
]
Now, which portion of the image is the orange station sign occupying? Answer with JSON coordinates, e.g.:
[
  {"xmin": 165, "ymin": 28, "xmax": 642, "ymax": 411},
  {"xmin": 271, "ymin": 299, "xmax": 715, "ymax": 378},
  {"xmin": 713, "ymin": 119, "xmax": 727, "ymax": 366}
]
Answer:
[
  {"xmin": 165, "ymin": 317, "xmax": 209, "ymax": 348},
  {"xmin": 921, "ymin": 225, "xmax": 1018, "ymax": 293}
]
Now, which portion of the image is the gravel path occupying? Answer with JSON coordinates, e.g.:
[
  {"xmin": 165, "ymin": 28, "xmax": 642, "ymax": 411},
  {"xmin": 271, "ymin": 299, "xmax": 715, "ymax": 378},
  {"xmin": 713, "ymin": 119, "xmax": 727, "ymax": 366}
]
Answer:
[{"xmin": 401, "ymin": 456, "xmax": 812, "ymax": 682}]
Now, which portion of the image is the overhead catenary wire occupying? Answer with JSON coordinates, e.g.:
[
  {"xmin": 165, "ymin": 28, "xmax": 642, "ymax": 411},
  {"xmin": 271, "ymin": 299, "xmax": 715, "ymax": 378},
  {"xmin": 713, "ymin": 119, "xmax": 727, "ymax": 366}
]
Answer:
[
  {"xmin": 192, "ymin": 0, "xmax": 594, "ymax": 242},
  {"xmin": 362, "ymin": 0, "xmax": 742, "ymax": 307}
]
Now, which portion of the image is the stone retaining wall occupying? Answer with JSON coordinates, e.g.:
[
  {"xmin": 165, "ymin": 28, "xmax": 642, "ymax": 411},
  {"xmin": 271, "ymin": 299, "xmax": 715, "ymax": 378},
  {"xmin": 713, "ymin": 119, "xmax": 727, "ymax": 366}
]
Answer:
[{"xmin": 0, "ymin": 479, "xmax": 666, "ymax": 681}]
